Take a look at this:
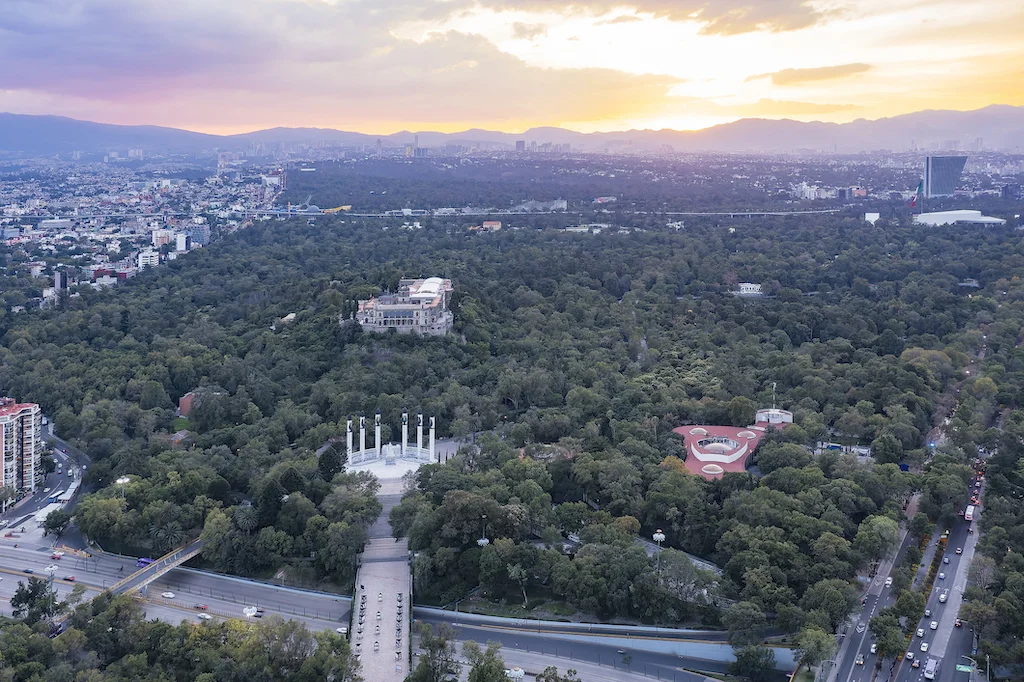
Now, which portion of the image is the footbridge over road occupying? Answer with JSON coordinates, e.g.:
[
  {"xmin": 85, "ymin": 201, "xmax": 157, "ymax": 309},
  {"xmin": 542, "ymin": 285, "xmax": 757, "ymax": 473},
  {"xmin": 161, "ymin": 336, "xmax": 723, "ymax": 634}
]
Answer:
[
  {"xmin": 52, "ymin": 538, "xmax": 204, "ymax": 628},
  {"xmin": 107, "ymin": 539, "xmax": 205, "ymax": 596}
]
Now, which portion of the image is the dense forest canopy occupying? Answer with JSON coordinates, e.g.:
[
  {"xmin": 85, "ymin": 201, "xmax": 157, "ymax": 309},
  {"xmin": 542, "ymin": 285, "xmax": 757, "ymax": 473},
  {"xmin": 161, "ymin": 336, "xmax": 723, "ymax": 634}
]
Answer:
[{"xmin": 2, "ymin": 215, "xmax": 1024, "ymax": 668}]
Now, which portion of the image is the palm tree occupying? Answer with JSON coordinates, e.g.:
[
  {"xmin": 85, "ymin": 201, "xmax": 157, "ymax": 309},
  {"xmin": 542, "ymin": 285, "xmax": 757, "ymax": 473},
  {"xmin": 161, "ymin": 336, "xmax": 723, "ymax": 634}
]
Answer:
[
  {"xmin": 233, "ymin": 505, "xmax": 259, "ymax": 534},
  {"xmin": 150, "ymin": 520, "xmax": 185, "ymax": 553}
]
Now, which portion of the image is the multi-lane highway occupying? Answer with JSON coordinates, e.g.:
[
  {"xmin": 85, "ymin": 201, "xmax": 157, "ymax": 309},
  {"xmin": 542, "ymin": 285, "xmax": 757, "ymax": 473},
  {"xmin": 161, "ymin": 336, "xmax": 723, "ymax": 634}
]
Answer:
[{"xmin": 832, "ymin": 476, "xmax": 984, "ymax": 682}]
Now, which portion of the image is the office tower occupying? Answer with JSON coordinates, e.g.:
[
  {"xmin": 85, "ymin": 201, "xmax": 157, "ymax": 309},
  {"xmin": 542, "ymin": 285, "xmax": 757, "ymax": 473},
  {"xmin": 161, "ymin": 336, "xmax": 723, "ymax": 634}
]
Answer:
[
  {"xmin": 924, "ymin": 156, "xmax": 967, "ymax": 198},
  {"xmin": 515, "ymin": 140, "xmax": 526, "ymax": 152},
  {"xmin": 0, "ymin": 397, "xmax": 42, "ymax": 500}
]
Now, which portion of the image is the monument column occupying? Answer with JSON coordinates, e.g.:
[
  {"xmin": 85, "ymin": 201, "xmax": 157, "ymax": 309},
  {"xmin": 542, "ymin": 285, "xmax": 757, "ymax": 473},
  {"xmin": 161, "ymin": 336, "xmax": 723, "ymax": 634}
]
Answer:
[
  {"xmin": 375, "ymin": 412, "xmax": 382, "ymax": 458},
  {"xmin": 417, "ymin": 413, "xmax": 423, "ymax": 456},
  {"xmin": 429, "ymin": 416, "xmax": 436, "ymax": 463},
  {"xmin": 401, "ymin": 412, "xmax": 408, "ymax": 456},
  {"xmin": 346, "ymin": 418, "xmax": 353, "ymax": 457},
  {"xmin": 359, "ymin": 415, "xmax": 366, "ymax": 453}
]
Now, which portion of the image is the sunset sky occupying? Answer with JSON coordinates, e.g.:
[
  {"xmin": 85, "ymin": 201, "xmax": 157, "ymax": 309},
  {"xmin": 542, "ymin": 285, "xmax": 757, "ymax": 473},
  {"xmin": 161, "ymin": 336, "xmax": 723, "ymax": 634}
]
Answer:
[{"xmin": 1, "ymin": 0, "xmax": 1022, "ymax": 134}]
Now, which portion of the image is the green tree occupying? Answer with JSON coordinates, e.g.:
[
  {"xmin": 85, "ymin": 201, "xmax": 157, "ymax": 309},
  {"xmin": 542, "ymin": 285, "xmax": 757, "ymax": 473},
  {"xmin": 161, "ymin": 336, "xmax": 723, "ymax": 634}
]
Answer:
[
  {"xmin": 319, "ymin": 445, "xmax": 345, "ymax": 481},
  {"xmin": 463, "ymin": 641, "xmax": 506, "ymax": 682},
  {"xmin": 409, "ymin": 623, "xmax": 460, "ymax": 682},
  {"xmin": 43, "ymin": 509, "xmax": 72, "ymax": 539},
  {"xmin": 794, "ymin": 626, "xmax": 836, "ymax": 670},
  {"xmin": 724, "ymin": 601, "xmax": 768, "ymax": 646},
  {"xmin": 729, "ymin": 645, "xmax": 776, "ymax": 682},
  {"xmin": 535, "ymin": 668, "xmax": 582, "ymax": 682},
  {"xmin": 871, "ymin": 433, "xmax": 903, "ymax": 465},
  {"xmin": 854, "ymin": 515, "xmax": 900, "ymax": 562},
  {"xmin": 11, "ymin": 577, "xmax": 59, "ymax": 624}
]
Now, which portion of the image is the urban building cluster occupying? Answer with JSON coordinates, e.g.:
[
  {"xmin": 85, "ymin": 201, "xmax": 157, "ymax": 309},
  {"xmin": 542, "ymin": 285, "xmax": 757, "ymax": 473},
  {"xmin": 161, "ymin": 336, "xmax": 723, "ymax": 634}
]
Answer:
[{"xmin": 0, "ymin": 159, "xmax": 289, "ymax": 307}]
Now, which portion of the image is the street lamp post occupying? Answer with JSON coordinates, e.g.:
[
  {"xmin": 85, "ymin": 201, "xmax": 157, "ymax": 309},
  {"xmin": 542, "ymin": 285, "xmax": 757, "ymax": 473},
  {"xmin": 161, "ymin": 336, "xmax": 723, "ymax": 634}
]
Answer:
[
  {"xmin": 963, "ymin": 655, "xmax": 988, "ymax": 682},
  {"xmin": 116, "ymin": 476, "xmax": 130, "ymax": 499},
  {"xmin": 653, "ymin": 529, "xmax": 666, "ymax": 573}
]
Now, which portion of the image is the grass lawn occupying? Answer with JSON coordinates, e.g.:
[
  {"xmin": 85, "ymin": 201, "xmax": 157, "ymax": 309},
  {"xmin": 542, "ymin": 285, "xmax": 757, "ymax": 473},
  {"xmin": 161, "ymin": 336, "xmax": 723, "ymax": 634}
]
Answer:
[{"xmin": 171, "ymin": 417, "xmax": 189, "ymax": 432}]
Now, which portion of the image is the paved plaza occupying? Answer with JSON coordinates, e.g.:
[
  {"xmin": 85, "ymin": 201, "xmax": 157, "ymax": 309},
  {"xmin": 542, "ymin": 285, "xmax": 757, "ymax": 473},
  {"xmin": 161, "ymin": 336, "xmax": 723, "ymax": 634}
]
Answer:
[{"xmin": 349, "ymin": 451, "xmax": 418, "ymax": 682}]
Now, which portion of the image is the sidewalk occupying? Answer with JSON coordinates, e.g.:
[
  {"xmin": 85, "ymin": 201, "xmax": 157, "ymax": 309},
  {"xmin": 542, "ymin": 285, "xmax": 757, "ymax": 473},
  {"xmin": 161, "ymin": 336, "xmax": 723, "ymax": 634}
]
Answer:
[{"xmin": 414, "ymin": 649, "xmax": 717, "ymax": 682}]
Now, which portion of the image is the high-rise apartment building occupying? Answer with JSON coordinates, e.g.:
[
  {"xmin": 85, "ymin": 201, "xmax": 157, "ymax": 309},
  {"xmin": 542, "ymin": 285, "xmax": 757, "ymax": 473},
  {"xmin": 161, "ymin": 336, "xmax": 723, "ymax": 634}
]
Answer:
[
  {"xmin": 0, "ymin": 397, "xmax": 42, "ymax": 503},
  {"xmin": 515, "ymin": 140, "xmax": 526, "ymax": 152},
  {"xmin": 924, "ymin": 156, "xmax": 967, "ymax": 198}
]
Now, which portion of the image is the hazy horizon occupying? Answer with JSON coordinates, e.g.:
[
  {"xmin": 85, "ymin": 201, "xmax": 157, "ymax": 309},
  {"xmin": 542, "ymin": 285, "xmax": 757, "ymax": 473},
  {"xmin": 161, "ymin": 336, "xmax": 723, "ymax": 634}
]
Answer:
[
  {"xmin": 2, "ymin": 1, "xmax": 1022, "ymax": 136},
  {"xmin": 5, "ymin": 103, "xmax": 1021, "ymax": 140}
]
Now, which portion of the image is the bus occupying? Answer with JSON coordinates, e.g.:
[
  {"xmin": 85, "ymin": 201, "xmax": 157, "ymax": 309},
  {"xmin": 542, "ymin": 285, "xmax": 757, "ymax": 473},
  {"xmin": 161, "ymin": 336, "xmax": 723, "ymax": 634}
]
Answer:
[
  {"xmin": 965, "ymin": 505, "xmax": 976, "ymax": 522},
  {"xmin": 924, "ymin": 658, "xmax": 938, "ymax": 680},
  {"xmin": 136, "ymin": 557, "xmax": 154, "ymax": 568}
]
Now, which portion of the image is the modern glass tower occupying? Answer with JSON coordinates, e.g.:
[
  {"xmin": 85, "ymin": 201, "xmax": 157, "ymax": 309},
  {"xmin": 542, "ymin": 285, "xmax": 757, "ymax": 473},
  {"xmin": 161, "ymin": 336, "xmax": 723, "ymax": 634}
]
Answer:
[{"xmin": 924, "ymin": 156, "xmax": 967, "ymax": 198}]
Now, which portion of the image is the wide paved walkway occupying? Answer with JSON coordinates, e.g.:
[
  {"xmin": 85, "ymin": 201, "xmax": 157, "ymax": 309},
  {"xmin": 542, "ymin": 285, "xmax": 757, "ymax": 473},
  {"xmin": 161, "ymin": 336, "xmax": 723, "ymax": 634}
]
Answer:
[{"xmin": 353, "ymin": 477, "xmax": 412, "ymax": 681}]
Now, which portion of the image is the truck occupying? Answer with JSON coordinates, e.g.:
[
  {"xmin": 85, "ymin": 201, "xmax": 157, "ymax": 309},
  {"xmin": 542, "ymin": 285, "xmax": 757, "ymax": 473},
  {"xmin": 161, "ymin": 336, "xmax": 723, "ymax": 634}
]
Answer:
[
  {"xmin": 924, "ymin": 658, "xmax": 938, "ymax": 680},
  {"xmin": 965, "ymin": 505, "xmax": 975, "ymax": 521}
]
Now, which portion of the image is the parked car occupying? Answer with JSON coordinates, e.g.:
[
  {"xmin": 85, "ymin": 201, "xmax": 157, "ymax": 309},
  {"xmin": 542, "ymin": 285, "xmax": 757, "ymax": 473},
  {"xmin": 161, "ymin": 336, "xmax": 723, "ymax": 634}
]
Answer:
[
  {"xmin": 956, "ymin": 547, "xmax": 963, "ymax": 555},
  {"xmin": 955, "ymin": 619, "xmax": 963, "ymax": 627}
]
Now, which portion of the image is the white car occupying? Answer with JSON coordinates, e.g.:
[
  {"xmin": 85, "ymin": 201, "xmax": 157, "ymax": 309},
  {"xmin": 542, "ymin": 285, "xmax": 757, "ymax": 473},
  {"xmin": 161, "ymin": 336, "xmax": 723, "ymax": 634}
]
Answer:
[
  {"xmin": 916, "ymin": 628, "xmax": 925, "ymax": 638},
  {"xmin": 45, "ymin": 564, "xmax": 59, "ymax": 573},
  {"xmin": 930, "ymin": 621, "xmax": 938, "ymax": 630},
  {"xmin": 938, "ymin": 572, "xmax": 946, "ymax": 580},
  {"xmin": 870, "ymin": 643, "xmax": 877, "ymax": 654},
  {"xmin": 920, "ymin": 642, "xmax": 929, "ymax": 652},
  {"xmin": 884, "ymin": 577, "xmax": 893, "ymax": 588},
  {"xmin": 161, "ymin": 591, "xmax": 175, "ymax": 599},
  {"xmin": 197, "ymin": 613, "xmax": 212, "ymax": 621}
]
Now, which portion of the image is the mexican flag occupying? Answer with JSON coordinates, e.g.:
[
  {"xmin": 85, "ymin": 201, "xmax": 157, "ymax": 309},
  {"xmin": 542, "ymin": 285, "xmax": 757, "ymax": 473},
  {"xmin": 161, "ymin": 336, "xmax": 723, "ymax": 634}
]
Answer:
[{"xmin": 910, "ymin": 180, "xmax": 924, "ymax": 208}]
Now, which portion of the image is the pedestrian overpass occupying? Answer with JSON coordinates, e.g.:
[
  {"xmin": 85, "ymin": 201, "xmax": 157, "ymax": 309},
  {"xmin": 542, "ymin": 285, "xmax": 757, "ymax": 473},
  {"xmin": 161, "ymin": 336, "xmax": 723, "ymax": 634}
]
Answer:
[
  {"xmin": 107, "ymin": 538, "xmax": 205, "ymax": 596},
  {"xmin": 52, "ymin": 538, "xmax": 204, "ymax": 629}
]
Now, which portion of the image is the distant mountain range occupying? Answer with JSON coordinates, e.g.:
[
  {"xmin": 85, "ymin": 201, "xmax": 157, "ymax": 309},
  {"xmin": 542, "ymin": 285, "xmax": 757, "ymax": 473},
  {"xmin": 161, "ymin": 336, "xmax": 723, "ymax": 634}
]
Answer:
[{"xmin": 2, "ymin": 105, "xmax": 1023, "ymax": 156}]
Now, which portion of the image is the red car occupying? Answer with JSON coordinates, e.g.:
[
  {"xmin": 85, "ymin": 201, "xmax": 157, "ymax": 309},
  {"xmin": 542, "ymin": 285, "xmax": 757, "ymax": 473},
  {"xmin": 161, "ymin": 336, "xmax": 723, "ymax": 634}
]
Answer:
[
  {"xmin": 50, "ymin": 554, "xmax": 61, "ymax": 560},
  {"xmin": 64, "ymin": 575, "xmax": 75, "ymax": 581},
  {"xmin": 194, "ymin": 604, "xmax": 208, "ymax": 610}
]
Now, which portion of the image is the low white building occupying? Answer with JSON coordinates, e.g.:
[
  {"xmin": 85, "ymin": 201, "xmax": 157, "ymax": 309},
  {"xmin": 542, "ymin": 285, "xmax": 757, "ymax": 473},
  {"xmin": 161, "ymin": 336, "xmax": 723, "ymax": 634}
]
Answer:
[
  {"xmin": 913, "ymin": 210, "xmax": 1006, "ymax": 226},
  {"xmin": 736, "ymin": 283, "xmax": 763, "ymax": 296}
]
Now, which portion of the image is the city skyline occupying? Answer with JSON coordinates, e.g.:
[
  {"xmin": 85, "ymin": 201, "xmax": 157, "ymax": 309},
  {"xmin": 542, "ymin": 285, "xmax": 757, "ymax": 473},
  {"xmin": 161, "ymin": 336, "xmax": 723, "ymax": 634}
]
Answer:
[{"xmin": 0, "ymin": 0, "xmax": 1022, "ymax": 135}]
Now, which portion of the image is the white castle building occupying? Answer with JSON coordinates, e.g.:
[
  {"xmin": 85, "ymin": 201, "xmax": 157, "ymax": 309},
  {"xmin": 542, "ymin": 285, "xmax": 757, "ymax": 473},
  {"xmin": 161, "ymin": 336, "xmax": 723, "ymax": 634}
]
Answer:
[{"xmin": 356, "ymin": 277, "xmax": 453, "ymax": 336}]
